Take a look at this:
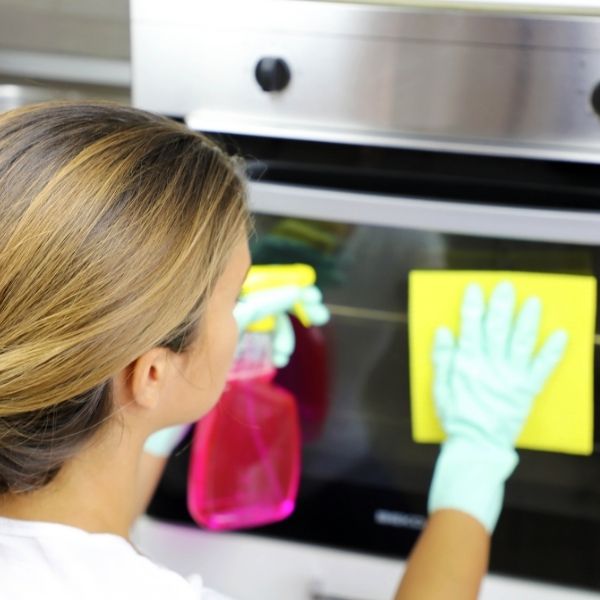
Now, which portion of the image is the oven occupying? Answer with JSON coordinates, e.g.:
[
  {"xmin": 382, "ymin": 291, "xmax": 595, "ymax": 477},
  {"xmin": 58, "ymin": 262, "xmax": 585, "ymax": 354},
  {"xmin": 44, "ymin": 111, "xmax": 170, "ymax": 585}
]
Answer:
[{"xmin": 131, "ymin": 1, "xmax": 600, "ymax": 596}]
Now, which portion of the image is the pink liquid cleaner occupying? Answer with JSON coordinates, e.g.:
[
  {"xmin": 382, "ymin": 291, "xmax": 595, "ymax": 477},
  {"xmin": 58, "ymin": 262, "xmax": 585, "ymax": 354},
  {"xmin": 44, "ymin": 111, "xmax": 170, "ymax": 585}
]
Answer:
[{"xmin": 187, "ymin": 334, "xmax": 301, "ymax": 531}]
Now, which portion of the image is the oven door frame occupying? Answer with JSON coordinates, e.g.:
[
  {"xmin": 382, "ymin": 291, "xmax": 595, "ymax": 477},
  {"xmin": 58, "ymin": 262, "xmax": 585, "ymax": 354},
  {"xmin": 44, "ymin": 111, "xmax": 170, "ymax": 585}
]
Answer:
[{"xmin": 248, "ymin": 180, "xmax": 600, "ymax": 246}]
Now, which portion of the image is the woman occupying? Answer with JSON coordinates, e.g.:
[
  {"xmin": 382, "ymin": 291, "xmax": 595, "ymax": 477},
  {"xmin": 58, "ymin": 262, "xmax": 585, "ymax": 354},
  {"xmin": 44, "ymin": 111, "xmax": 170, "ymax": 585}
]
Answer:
[{"xmin": 0, "ymin": 101, "xmax": 566, "ymax": 599}]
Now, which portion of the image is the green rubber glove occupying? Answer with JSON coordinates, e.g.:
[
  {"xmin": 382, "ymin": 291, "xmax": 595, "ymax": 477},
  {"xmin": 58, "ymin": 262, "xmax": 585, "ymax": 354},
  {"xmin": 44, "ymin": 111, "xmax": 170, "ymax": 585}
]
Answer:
[
  {"xmin": 428, "ymin": 281, "xmax": 568, "ymax": 532},
  {"xmin": 234, "ymin": 284, "xmax": 330, "ymax": 367},
  {"xmin": 144, "ymin": 424, "xmax": 190, "ymax": 457}
]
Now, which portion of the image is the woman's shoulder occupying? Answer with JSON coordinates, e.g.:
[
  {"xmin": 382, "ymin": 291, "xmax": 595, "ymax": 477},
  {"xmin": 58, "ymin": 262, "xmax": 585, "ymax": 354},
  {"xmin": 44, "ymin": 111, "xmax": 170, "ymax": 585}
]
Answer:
[{"xmin": 0, "ymin": 517, "xmax": 206, "ymax": 600}]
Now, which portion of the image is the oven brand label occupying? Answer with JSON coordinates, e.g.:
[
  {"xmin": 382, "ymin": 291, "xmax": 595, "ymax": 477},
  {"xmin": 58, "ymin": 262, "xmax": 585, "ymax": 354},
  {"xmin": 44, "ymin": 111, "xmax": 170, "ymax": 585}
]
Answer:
[{"xmin": 374, "ymin": 509, "xmax": 426, "ymax": 531}]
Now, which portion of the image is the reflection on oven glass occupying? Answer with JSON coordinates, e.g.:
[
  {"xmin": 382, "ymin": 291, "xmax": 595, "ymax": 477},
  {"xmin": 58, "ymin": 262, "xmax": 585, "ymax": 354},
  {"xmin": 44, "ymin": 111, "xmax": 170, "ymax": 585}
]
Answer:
[{"xmin": 252, "ymin": 214, "xmax": 600, "ymax": 524}]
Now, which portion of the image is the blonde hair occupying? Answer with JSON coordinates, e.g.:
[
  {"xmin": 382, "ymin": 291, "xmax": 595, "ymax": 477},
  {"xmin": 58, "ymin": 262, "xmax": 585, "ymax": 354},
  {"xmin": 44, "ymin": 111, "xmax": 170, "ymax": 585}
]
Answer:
[{"xmin": 0, "ymin": 101, "xmax": 249, "ymax": 492}]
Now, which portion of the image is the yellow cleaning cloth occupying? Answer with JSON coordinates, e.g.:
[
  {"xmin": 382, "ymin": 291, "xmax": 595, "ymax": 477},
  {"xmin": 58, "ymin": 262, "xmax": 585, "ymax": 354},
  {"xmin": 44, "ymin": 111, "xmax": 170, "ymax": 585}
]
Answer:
[{"xmin": 409, "ymin": 271, "xmax": 597, "ymax": 455}]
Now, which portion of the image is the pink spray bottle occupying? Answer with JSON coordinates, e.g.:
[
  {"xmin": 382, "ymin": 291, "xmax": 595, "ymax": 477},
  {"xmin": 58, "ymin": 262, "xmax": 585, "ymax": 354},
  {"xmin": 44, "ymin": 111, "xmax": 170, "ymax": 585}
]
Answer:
[{"xmin": 187, "ymin": 264, "xmax": 320, "ymax": 531}]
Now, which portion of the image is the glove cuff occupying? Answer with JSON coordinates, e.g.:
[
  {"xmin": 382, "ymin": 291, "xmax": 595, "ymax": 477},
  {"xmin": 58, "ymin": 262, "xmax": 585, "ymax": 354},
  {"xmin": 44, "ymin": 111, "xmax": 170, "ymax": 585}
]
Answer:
[
  {"xmin": 144, "ymin": 424, "xmax": 190, "ymax": 457},
  {"xmin": 427, "ymin": 436, "xmax": 519, "ymax": 533}
]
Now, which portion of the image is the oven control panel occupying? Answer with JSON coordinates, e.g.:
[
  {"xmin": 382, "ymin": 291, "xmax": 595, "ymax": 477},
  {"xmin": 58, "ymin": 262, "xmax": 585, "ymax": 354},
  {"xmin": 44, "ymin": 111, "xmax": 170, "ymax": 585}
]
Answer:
[{"xmin": 132, "ymin": 0, "xmax": 600, "ymax": 163}]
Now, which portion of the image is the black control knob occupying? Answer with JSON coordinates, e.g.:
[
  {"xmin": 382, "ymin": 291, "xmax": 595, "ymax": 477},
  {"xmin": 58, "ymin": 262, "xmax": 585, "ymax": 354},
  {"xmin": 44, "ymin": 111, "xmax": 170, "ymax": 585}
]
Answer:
[
  {"xmin": 255, "ymin": 57, "xmax": 291, "ymax": 92},
  {"xmin": 591, "ymin": 82, "xmax": 600, "ymax": 117}
]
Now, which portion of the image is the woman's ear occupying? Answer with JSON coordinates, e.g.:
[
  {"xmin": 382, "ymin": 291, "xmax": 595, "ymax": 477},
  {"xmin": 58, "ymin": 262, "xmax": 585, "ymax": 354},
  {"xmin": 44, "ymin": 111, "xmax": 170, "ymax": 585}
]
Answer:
[{"xmin": 118, "ymin": 348, "xmax": 172, "ymax": 411}]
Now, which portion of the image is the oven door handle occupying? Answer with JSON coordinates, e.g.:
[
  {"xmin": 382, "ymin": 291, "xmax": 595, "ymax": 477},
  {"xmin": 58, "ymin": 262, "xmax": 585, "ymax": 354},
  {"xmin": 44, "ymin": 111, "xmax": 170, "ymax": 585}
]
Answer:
[{"xmin": 249, "ymin": 181, "xmax": 600, "ymax": 246}]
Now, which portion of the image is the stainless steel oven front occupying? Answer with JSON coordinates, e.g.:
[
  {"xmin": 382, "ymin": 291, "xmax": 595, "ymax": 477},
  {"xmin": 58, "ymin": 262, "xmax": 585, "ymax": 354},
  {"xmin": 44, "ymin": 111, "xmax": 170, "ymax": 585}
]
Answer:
[{"xmin": 132, "ymin": 0, "xmax": 600, "ymax": 594}]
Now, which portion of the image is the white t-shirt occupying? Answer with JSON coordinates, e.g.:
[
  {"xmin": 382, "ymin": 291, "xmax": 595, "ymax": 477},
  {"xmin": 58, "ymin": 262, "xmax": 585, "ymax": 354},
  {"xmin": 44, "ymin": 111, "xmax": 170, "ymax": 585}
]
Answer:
[{"xmin": 0, "ymin": 516, "xmax": 232, "ymax": 600}]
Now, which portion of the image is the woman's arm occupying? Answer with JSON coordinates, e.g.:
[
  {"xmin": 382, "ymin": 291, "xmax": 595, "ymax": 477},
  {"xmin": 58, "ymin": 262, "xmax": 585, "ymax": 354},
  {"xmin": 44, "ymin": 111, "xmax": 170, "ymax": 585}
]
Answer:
[
  {"xmin": 393, "ymin": 282, "xmax": 567, "ymax": 600},
  {"xmin": 395, "ymin": 510, "xmax": 489, "ymax": 600}
]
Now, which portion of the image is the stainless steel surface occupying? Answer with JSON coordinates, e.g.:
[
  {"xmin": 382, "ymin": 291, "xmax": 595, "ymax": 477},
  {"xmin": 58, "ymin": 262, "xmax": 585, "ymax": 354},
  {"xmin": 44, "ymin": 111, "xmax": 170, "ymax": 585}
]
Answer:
[
  {"xmin": 249, "ymin": 181, "xmax": 600, "ymax": 245},
  {"xmin": 0, "ymin": 80, "xmax": 130, "ymax": 113},
  {"xmin": 0, "ymin": 50, "xmax": 130, "ymax": 88},
  {"xmin": 132, "ymin": 0, "xmax": 600, "ymax": 162},
  {"xmin": 0, "ymin": 84, "xmax": 89, "ymax": 113},
  {"xmin": 132, "ymin": 0, "xmax": 600, "ymax": 45},
  {"xmin": 320, "ymin": 0, "xmax": 600, "ymax": 15}
]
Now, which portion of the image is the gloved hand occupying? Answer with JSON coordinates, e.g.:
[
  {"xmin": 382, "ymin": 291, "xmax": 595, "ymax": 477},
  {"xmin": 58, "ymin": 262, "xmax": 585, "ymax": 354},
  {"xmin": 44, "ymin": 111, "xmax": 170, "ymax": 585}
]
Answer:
[
  {"xmin": 145, "ymin": 284, "xmax": 330, "ymax": 456},
  {"xmin": 427, "ymin": 281, "xmax": 568, "ymax": 532},
  {"xmin": 234, "ymin": 284, "xmax": 330, "ymax": 367}
]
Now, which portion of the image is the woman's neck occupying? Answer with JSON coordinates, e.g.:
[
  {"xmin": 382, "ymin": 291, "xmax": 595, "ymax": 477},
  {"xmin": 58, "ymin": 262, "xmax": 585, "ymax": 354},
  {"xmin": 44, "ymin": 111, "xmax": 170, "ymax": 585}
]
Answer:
[{"xmin": 0, "ymin": 425, "xmax": 144, "ymax": 538}]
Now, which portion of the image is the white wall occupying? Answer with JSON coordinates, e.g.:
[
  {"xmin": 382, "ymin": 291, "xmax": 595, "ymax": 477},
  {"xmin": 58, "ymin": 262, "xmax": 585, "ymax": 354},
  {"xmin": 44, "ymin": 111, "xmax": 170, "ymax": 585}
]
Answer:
[{"xmin": 0, "ymin": 0, "xmax": 129, "ymax": 59}]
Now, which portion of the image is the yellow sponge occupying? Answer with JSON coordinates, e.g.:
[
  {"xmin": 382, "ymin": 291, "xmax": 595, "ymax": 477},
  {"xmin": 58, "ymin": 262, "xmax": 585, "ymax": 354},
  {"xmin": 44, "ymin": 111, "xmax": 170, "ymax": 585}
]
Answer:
[{"xmin": 409, "ymin": 270, "xmax": 596, "ymax": 455}]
